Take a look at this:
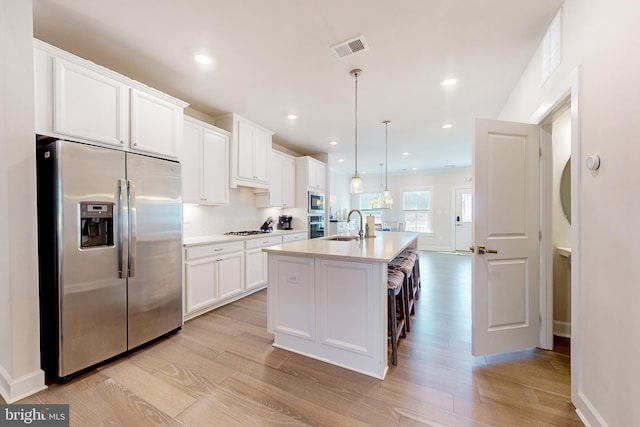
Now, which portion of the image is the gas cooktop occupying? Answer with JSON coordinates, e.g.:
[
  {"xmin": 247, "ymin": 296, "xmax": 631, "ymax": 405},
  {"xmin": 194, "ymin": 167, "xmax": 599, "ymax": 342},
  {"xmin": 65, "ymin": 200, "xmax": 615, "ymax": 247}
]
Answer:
[{"xmin": 224, "ymin": 230, "xmax": 272, "ymax": 236}]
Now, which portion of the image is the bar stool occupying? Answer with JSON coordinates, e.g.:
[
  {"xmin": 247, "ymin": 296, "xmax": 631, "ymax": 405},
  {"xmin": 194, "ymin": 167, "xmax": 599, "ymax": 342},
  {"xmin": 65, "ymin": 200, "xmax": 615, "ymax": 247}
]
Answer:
[
  {"xmin": 387, "ymin": 268, "xmax": 406, "ymax": 366},
  {"xmin": 390, "ymin": 252, "xmax": 418, "ymax": 323},
  {"xmin": 403, "ymin": 248, "xmax": 421, "ymax": 299}
]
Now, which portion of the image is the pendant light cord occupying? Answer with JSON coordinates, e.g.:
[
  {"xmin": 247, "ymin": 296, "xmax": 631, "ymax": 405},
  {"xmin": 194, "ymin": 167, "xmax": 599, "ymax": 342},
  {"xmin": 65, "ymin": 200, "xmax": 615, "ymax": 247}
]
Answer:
[
  {"xmin": 354, "ymin": 72, "xmax": 359, "ymax": 175},
  {"xmin": 383, "ymin": 120, "xmax": 390, "ymax": 189}
]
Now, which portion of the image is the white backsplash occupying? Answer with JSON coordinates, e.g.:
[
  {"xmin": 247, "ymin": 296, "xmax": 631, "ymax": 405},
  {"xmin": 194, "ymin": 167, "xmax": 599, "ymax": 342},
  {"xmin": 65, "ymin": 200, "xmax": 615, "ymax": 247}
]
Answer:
[{"xmin": 183, "ymin": 187, "xmax": 306, "ymax": 237}]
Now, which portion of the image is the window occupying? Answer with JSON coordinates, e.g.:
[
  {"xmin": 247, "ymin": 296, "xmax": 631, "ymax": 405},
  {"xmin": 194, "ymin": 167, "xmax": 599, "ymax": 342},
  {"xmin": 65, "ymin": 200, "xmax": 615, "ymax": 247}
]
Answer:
[
  {"xmin": 402, "ymin": 189, "xmax": 433, "ymax": 233},
  {"xmin": 461, "ymin": 193, "xmax": 472, "ymax": 222},
  {"xmin": 357, "ymin": 192, "xmax": 383, "ymax": 224}
]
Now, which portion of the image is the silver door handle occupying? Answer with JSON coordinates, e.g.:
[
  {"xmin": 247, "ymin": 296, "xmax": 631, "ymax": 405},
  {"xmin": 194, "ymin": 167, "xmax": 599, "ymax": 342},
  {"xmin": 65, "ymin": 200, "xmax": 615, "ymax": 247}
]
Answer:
[
  {"xmin": 128, "ymin": 180, "xmax": 137, "ymax": 278},
  {"xmin": 118, "ymin": 179, "xmax": 128, "ymax": 278}
]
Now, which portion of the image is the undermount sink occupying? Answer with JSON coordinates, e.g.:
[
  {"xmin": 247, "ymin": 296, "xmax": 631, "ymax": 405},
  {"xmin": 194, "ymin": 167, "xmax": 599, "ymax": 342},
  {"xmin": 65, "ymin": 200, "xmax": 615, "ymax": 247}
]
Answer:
[{"xmin": 325, "ymin": 235, "xmax": 359, "ymax": 241}]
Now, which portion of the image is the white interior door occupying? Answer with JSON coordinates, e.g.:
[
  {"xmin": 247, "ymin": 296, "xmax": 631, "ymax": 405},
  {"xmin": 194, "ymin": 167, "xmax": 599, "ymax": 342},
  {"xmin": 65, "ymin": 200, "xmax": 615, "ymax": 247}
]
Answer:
[
  {"xmin": 455, "ymin": 187, "xmax": 472, "ymax": 251},
  {"xmin": 472, "ymin": 118, "xmax": 540, "ymax": 356}
]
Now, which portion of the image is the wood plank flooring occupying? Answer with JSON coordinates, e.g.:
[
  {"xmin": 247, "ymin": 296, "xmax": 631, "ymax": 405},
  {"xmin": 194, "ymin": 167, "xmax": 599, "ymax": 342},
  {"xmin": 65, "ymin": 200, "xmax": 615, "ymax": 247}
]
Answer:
[{"xmin": 6, "ymin": 252, "xmax": 582, "ymax": 426}]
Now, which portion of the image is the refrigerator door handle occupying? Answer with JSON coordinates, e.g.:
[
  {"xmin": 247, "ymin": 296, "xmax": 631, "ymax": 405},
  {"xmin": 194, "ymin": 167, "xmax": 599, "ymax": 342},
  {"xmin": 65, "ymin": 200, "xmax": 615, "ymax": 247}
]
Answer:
[
  {"xmin": 118, "ymin": 179, "xmax": 128, "ymax": 279},
  {"xmin": 128, "ymin": 179, "xmax": 137, "ymax": 278}
]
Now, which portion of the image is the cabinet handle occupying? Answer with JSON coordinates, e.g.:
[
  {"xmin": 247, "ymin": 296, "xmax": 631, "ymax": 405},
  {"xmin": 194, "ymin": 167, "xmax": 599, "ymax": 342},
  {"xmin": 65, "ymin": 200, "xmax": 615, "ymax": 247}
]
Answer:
[
  {"xmin": 262, "ymin": 240, "xmax": 269, "ymax": 244},
  {"xmin": 214, "ymin": 248, "xmax": 223, "ymax": 252},
  {"xmin": 120, "ymin": 140, "xmax": 124, "ymax": 145},
  {"xmin": 133, "ymin": 142, "xmax": 138, "ymax": 146}
]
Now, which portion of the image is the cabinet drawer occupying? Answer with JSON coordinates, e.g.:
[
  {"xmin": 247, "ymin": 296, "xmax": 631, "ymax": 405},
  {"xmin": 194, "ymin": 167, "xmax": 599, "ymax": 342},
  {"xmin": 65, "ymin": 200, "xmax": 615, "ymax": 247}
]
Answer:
[
  {"xmin": 245, "ymin": 235, "xmax": 282, "ymax": 249},
  {"xmin": 283, "ymin": 232, "xmax": 307, "ymax": 243},
  {"xmin": 185, "ymin": 241, "xmax": 244, "ymax": 260}
]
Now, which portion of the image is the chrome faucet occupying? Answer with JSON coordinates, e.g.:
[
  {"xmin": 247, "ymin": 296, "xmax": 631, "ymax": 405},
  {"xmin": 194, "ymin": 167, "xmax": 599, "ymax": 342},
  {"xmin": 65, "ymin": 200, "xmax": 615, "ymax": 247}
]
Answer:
[{"xmin": 347, "ymin": 209, "xmax": 364, "ymax": 240}]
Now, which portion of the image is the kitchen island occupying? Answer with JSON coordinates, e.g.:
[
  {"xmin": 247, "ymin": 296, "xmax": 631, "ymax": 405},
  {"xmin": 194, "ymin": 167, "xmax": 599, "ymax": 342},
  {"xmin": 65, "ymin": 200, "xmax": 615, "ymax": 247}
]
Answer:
[{"xmin": 264, "ymin": 231, "xmax": 419, "ymax": 379}]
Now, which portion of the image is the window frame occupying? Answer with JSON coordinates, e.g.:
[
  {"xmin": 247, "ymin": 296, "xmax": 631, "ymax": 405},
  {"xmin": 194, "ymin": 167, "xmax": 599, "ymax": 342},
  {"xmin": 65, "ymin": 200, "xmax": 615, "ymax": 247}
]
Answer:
[{"xmin": 401, "ymin": 187, "xmax": 434, "ymax": 234}]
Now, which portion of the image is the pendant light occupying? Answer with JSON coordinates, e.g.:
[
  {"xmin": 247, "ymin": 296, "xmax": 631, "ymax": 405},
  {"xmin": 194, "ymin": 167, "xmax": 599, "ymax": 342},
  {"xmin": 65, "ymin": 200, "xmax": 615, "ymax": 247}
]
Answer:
[
  {"xmin": 349, "ymin": 69, "xmax": 363, "ymax": 193},
  {"xmin": 370, "ymin": 163, "xmax": 384, "ymax": 209},
  {"xmin": 382, "ymin": 120, "xmax": 393, "ymax": 207}
]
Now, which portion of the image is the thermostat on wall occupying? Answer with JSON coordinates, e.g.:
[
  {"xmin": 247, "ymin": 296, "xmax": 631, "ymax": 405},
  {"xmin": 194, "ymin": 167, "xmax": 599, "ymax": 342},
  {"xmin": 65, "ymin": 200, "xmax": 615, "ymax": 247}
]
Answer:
[{"xmin": 586, "ymin": 155, "xmax": 600, "ymax": 170}]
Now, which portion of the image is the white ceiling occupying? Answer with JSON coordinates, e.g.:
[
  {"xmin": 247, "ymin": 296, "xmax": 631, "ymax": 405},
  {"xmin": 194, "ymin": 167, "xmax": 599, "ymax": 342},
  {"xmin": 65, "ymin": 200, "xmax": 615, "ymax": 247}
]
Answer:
[{"xmin": 33, "ymin": 0, "xmax": 563, "ymax": 176}]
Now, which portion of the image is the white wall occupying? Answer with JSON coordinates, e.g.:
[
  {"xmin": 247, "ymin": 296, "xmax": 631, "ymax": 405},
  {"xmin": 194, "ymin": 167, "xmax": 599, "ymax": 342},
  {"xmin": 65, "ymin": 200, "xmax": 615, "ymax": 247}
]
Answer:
[
  {"xmin": 0, "ymin": 0, "xmax": 46, "ymax": 403},
  {"xmin": 328, "ymin": 168, "xmax": 351, "ymax": 218},
  {"xmin": 499, "ymin": 1, "xmax": 640, "ymax": 425},
  {"xmin": 356, "ymin": 168, "xmax": 472, "ymax": 251}
]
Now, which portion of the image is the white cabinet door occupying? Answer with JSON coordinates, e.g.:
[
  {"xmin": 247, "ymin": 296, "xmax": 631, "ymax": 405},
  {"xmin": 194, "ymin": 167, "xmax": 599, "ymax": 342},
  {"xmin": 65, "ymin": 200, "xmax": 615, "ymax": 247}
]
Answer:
[
  {"xmin": 245, "ymin": 248, "xmax": 266, "ymax": 290},
  {"xmin": 269, "ymin": 152, "xmax": 284, "ymax": 207},
  {"xmin": 253, "ymin": 127, "xmax": 271, "ymax": 182},
  {"xmin": 185, "ymin": 258, "xmax": 217, "ymax": 314},
  {"xmin": 281, "ymin": 154, "xmax": 295, "ymax": 207},
  {"xmin": 53, "ymin": 57, "xmax": 128, "ymax": 147},
  {"xmin": 217, "ymin": 251, "xmax": 244, "ymax": 300},
  {"xmin": 202, "ymin": 127, "xmax": 229, "ymax": 205},
  {"xmin": 182, "ymin": 117, "xmax": 230, "ymax": 205},
  {"xmin": 182, "ymin": 120, "xmax": 203, "ymax": 203},
  {"xmin": 130, "ymin": 88, "xmax": 182, "ymax": 159},
  {"xmin": 309, "ymin": 160, "xmax": 326, "ymax": 190},
  {"xmin": 237, "ymin": 119, "xmax": 255, "ymax": 181}
]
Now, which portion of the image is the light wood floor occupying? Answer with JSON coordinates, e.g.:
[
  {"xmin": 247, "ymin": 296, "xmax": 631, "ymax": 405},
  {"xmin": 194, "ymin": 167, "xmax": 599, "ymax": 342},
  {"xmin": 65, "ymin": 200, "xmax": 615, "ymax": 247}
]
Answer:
[{"xmin": 7, "ymin": 252, "xmax": 582, "ymax": 426}]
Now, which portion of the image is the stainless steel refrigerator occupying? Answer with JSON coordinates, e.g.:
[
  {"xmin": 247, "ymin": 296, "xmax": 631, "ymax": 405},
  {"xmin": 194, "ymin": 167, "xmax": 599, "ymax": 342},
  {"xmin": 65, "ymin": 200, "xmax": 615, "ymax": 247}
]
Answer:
[{"xmin": 36, "ymin": 139, "xmax": 183, "ymax": 381}]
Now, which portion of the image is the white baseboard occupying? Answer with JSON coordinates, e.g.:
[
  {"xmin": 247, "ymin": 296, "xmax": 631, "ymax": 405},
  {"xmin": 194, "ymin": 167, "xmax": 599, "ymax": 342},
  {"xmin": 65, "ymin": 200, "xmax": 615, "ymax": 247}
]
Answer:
[
  {"xmin": 553, "ymin": 320, "xmax": 571, "ymax": 338},
  {"xmin": 0, "ymin": 363, "xmax": 46, "ymax": 403},
  {"xmin": 419, "ymin": 245, "xmax": 454, "ymax": 252},
  {"xmin": 575, "ymin": 390, "xmax": 610, "ymax": 427}
]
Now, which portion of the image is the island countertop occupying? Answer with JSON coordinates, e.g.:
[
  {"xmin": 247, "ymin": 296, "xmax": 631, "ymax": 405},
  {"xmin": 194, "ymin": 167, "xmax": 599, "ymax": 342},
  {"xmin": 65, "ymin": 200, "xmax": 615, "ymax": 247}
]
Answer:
[{"xmin": 263, "ymin": 231, "xmax": 419, "ymax": 263}]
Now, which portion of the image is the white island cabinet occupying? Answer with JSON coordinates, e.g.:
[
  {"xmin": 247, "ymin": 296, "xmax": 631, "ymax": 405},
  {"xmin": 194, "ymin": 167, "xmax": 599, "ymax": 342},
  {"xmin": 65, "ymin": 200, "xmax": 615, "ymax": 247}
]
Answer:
[{"xmin": 264, "ymin": 231, "xmax": 419, "ymax": 379}]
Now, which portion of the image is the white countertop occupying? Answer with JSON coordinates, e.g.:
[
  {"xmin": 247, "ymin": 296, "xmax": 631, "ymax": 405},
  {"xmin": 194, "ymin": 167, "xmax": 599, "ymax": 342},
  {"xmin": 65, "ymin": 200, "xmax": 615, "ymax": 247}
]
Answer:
[
  {"xmin": 183, "ymin": 229, "xmax": 307, "ymax": 247},
  {"xmin": 263, "ymin": 231, "xmax": 419, "ymax": 263}
]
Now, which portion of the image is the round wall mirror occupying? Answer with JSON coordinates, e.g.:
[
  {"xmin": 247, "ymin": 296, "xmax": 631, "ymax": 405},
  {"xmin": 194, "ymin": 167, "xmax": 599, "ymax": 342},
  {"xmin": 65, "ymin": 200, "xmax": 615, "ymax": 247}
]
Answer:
[{"xmin": 560, "ymin": 158, "xmax": 571, "ymax": 224}]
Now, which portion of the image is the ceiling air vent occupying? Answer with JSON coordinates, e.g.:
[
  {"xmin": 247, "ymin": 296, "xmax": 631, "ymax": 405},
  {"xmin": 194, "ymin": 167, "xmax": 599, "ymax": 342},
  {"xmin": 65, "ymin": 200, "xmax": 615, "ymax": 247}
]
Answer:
[{"xmin": 331, "ymin": 35, "xmax": 369, "ymax": 58}]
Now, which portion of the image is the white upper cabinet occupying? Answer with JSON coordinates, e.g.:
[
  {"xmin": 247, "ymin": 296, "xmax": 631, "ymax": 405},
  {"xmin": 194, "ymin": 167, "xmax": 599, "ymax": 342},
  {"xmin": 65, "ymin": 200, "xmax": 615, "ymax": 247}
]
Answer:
[
  {"xmin": 130, "ymin": 89, "xmax": 183, "ymax": 159},
  {"xmin": 34, "ymin": 40, "xmax": 187, "ymax": 160},
  {"xmin": 52, "ymin": 57, "xmax": 128, "ymax": 148},
  {"xmin": 182, "ymin": 117, "xmax": 230, "ymax": 205},
  {"xmin": 296, "ymin": 156, "xmax": 327, "ymax": 191},
  {"xmin": 256, "ymin": 150, "xmax": 295, "ymax": 208},
  {"xmin": 214, "ymin": 113, "xmax": 274, "ymax": 189}
]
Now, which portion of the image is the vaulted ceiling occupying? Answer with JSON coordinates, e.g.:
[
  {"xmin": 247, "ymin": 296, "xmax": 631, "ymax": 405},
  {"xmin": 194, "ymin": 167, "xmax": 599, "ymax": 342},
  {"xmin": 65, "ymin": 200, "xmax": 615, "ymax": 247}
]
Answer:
[{"xmin": 33, "ymin": 0, "xmax": 563, "ymax": 175}]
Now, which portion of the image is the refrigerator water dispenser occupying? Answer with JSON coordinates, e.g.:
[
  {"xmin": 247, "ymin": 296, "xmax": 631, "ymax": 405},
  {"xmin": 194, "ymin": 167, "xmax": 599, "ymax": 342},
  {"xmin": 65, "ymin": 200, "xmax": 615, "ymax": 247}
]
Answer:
[{"xmin": 80, "ymin": 202, "xmax": 114, "ymax": 247}]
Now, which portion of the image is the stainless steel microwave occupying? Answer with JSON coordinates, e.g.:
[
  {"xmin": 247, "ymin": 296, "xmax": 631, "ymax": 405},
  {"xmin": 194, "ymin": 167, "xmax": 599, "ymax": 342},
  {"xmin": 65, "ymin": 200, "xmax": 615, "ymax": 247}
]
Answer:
[{"xmin": 308, "ymin": 191, "xmax": 324, "ymax": 213}]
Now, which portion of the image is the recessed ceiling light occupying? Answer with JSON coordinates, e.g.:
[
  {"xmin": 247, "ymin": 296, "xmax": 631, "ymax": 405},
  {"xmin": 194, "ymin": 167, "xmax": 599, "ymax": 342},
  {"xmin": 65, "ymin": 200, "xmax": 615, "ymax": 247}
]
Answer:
[
  {"xmin": 442, "ymin": 123, "xmax": 453, "ymax": 129},
  {"xmin": 361, "ymin": 170, "xmax": 367, "ymax": 174},
  {"xmin": 329, "ymin": 141, "xmax": 338, "ymax": 145},
  {"xmin": 338, "ymin": 158, "xmax": 344, "ymax": 162},
  {"xmin": 412, "ymin": 167, "xmax": 417, "ymax": 170},
  {"xmin": 440, "ymin": 78, "xmax": 457, "ymax": 86},
  {"xmin": 402, "ymin": 152, "xmax": 409, "ymax": 156},
  {"xmin": 287, "ymin": 114, "xmax": 297, "ymax": 120},
  {"xmin": 194, "ymin": 54, "xmax": 212, "ymax": 64}
]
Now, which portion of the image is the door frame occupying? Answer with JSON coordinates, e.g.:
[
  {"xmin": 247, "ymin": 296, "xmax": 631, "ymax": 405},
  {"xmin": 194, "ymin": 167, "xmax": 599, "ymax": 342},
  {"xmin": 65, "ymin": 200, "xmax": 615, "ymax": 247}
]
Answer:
[{"xmin": 530, "ymin": 66, "xmax": 582, "ymax": 405}]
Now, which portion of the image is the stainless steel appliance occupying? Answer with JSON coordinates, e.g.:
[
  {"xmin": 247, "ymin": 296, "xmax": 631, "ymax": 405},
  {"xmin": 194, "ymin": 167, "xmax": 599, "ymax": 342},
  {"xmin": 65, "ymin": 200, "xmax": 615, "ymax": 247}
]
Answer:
[
  {"xmin": 277, "ymin": 215, "xmax": 293, "ymax": 230},
  {"xmin": 308, "ymin": 191, "xmax": 324, "ymax": 214},
  {"xmin": 309, "ymin": 215, "xmax": 325, "ymax": 239},
  {"xmin": 36, "ymin": 139, "xmax": 183, "ymax": 381}
]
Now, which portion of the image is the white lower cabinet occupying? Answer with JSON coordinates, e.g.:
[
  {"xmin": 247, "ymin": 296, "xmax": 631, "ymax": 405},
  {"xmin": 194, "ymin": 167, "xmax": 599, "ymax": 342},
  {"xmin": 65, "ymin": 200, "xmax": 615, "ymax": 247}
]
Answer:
[
  {"xmin": 282, "ymin": 232, "xmax": 308, "ymax": 243},
  {"xmin": 245, "ymin": 235, "xmax": 282, "ymax": 290},
  {"xmin": 184, "ymin": 241, "xmax": 244, "ymax": 319}
]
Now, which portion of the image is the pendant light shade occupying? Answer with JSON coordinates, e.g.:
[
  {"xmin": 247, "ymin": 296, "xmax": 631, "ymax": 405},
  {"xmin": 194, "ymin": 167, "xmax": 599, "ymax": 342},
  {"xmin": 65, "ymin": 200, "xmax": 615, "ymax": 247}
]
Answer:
[
  {"xmin": 382, "ymin": 120, "xmax": 393, "ymax": 207},
  {"xmin": 350, "ymin": 69, "xmax": 363, "ymax": 194}
]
